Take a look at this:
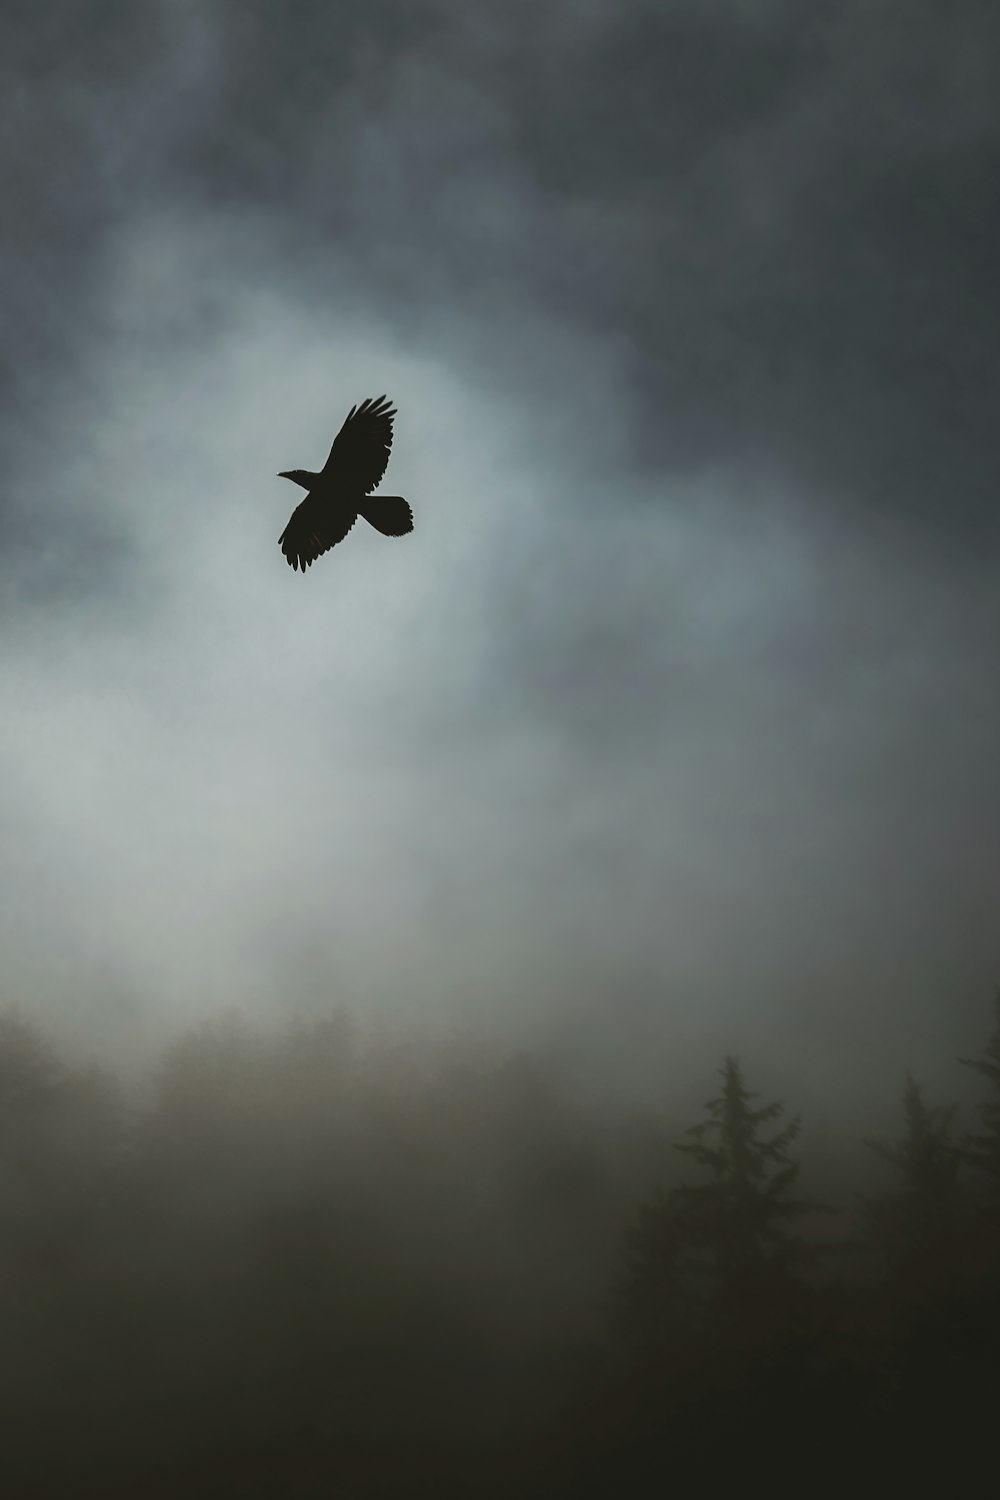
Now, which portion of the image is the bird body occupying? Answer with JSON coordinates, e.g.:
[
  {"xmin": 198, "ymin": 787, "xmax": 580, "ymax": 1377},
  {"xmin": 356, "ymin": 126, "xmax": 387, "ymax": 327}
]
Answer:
[{"xmin": 277, "ymin": 395, "xmax": 412, "ymax": 571}]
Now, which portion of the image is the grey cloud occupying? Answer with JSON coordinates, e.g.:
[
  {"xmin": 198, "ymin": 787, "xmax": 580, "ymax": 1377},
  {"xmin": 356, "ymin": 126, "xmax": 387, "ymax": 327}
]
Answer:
[
  {"xmin": 2, "ymin": 0, "xmax": 999, "ymax": 1129},
  {"xmin": 142, "ymin": 0, "xmax": 1000, "ymax": 537},
  {"xmin": 8, "ymin": 0, "xmax": 999, "ymax": 552}
]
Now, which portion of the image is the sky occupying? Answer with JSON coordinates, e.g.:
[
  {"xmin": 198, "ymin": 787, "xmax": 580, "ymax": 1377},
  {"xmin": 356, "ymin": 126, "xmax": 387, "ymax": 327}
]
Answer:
[{"xmin": 3, "ymin": 0, "xmax": 1000, "ymax": 1128}]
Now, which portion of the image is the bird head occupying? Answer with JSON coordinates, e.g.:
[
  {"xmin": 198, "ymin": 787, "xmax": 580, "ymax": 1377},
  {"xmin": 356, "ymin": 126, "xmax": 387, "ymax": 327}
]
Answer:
[{"xmin": 277, "ymin": 469, "xmax": 312, "ymax": 489}]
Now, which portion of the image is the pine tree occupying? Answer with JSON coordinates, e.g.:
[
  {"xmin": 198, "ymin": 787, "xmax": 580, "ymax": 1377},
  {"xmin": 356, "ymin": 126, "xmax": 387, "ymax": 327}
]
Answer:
[
  {"xmin": 860, "ymin": 1073, "xmax": 961, "ymax": 1273},
  {"xmin": 958, "ymin": 987, "xmax": 1000, "ymax": 1210},
  {"xmin": 858, "ymin": 1056, "xmax": 994, "ymax": 1453},
  {"xmin": 673, "ymin": 1056, "xmax": 811, "ymax": 1297},
  {"xmin": 623, "ymin": 1056, "xmax": 813, "ymax": 1329}
]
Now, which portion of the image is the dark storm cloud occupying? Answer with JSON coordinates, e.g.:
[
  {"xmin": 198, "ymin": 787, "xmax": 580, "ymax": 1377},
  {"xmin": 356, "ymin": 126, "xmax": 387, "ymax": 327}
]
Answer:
[
  {"xmin": 145, "ymin": 0, "xmax": 1000, "ymax": 538},
  {"xmin": 2, "ymin": 1, "xmax": 187, "ymax": 604},
  {"xmin": 493, "ymin": 0, "xmax": 1000, "ymax": 537},
  {"xmin": 6, "ymin": 0, "xmax": 999, "ymax": 579}
]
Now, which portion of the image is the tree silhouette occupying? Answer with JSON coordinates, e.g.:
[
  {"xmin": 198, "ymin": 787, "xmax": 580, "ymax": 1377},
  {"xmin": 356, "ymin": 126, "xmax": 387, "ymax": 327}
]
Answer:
[
  {"xmin": 623, "ymin": 1056, "xmax": 813, "ymax": 1333},
  {"xmin": 0, "ymin": 1009, "xmax": 120, "ymax": 1277},
  {"xmin": 605, "ymin": 1057, "xmax": 832, "ymax": 1494},
  {"xmin": 958, "ymin": 987, "xmax": 1000, "ymax": 1211},
  {"xmin": 860, "ymin": 1072, "xmax": 961, "ymax": 1274},
  {"xmin": 849, "ymin": 1039, "xmax": 1000, "ymax": 1473}
]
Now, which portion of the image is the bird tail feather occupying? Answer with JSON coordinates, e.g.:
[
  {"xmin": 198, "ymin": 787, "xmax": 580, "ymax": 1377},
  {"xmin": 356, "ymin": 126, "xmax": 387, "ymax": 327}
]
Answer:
[{"xmin": 358, "ymin": 496, "xmax": 413, "ymax": 537}]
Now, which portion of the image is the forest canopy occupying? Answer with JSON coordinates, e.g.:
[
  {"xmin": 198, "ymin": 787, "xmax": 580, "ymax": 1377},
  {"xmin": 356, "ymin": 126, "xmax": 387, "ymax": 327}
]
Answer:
[{"xmin": 2, "ymin": 993, "xmax": 999, "ymax": 1495}]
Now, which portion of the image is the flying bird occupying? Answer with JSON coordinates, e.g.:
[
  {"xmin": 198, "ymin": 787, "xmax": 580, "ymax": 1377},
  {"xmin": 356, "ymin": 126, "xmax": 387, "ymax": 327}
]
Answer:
[{"xmin": 277, "ymin": 395, "xmax": 412, "ymax": 571}]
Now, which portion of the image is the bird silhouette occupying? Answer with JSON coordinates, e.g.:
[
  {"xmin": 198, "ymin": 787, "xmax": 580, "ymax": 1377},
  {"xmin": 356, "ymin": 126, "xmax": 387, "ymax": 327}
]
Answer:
[{"xmin": 277, "ymin": 395, "xmax": 412, "ymax": 571}]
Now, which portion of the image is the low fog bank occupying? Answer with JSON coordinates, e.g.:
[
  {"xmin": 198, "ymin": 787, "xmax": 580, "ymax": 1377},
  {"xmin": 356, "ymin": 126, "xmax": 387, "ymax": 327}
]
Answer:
[{"xmin": 3, "ymin": 989, "xmax": 1000, "ymax": 1494}]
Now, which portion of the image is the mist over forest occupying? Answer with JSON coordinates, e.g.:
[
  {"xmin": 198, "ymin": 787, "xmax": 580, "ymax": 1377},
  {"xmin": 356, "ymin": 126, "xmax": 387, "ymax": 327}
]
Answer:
[
  {"xmin": 3, "ymin": 993, "xmax": 1000, "ymax": 1494},
  {"xmin": 4, "ymin": 0, "xmax": 1000, "ymax": 1492}
]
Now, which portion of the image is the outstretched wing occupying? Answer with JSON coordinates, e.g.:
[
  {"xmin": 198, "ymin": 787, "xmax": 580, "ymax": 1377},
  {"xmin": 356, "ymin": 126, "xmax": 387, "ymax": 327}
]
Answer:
[
  {"xmin": 278, "ymin": 496, "xmax": 357, "ymax": 572},
  {"xmin": 321, "ymin": 395, "xmax": 396, "ymax": 493}
]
